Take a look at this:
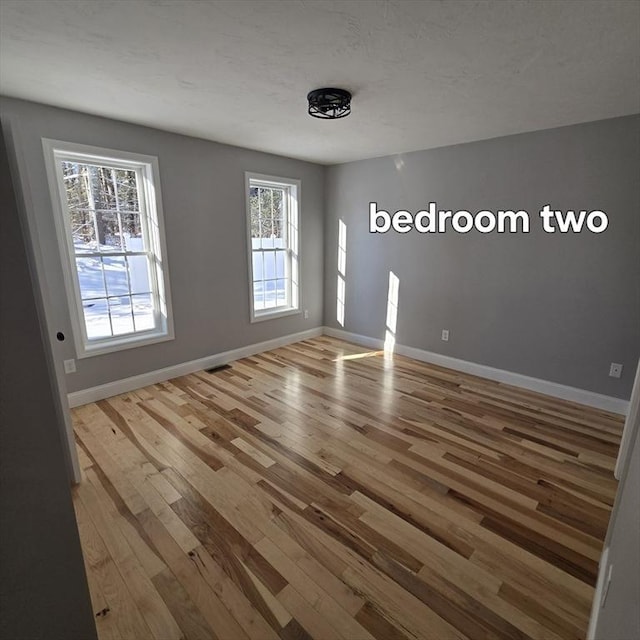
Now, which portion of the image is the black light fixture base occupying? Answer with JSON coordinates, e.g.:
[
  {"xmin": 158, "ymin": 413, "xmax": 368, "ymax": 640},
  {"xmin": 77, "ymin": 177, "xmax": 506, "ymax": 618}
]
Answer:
[{"xmin": 307, "ymin": 88, "xmax": 352, "ymax": 119}]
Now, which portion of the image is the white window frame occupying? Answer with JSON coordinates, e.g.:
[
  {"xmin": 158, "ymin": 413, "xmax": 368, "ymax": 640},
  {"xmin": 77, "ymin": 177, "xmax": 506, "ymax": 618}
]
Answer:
[
  {"xmin": 43, "ymin": 139, "xmax": 174, "ymax": 358},
  {"xmin": 245, "ymin": 172, "xmax": 301, "ymax": 322}
]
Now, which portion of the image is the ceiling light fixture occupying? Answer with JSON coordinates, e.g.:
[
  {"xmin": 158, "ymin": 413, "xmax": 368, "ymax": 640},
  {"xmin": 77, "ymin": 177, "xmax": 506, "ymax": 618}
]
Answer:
[{"xmin": 307, "ymin": 88, "xmax": 352, "ymax": 119}]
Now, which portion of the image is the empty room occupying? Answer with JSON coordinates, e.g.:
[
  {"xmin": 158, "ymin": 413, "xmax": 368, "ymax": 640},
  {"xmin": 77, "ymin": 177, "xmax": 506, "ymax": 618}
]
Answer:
[{"xmin": 1, "ymin": 1, "xmax": 639, "ymax": 639}]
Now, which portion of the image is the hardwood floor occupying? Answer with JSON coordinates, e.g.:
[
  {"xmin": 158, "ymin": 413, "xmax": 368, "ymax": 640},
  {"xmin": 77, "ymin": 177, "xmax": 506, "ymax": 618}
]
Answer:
[{"xmin": 71, "ymin": 337, "xmax": 624, "ymax": 640}]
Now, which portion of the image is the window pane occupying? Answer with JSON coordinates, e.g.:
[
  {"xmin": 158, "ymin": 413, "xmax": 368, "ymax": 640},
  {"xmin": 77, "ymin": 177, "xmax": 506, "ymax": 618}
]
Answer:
[
  {"xmin": 84, "ymin": 298, "xmax": 111, "ymax": 339},
  {"xmin": 250, "ymin": 188, "xmax": 260, "ymax": 238},
  {"xmin": 109, "ymin": 296, "xmax": 134, "ymax": 335},
  {"xmin": 252, "ymin": 252, "xmax": 263, "ymax": 282},
  {"xmin": 70, "ymin": 210, "xmax": 97, "ymax": 253},
  {"xmin": 253, "ymin": 281, "xmax": 265, "ymax": 310},
  {"xmin": 62, "ymin": 162, "xmax": 91, "ymax": 210},
  {"xmin": 263, "ymin": 251, "xmax": 276, "ymax": 280},
  {"xmin": 268, "ymin": 188, "xmax": 284, "ymax": 218},
  {"xmin": 275, "ymin": 250, "xmax": 286, "ymax": 278},
  {"xmin": 263, "ymin": 280, "xmax": 277, "ymax": 309},
  {"xmin": 260, "ymin": 218, "xmax": 273, "ymax": 247},
  {"xmin": 262, "ymin": 235, "xmax": 278, "ymax": 250},
  {"xmin": 96, "ymin": 212, "xmax": 123, "ymax": 251},
  {"xmin": 86, "ymin": 163, "xmax": 117, "ymax": 211},
  {"xmin": 276, "ymin": 279, "xmax": 287, "ymax": 306},
  {"xmin": 76, "ymin": 256, "xmax": 106, "ymax": 299},
  {"xmin": 114, "ymin": 169, "xmax": 139, "ymax": 211},
  {"xmin": 132, "ymin": 293, "xmax": 155, "ymax": 331},
  {"xmin": 121, "ymin": 213, "xmax": 143, "ymax": 248},
  {"xmin": 273, "ymin": 217, "xmax": 284, "ymax": 240},
  {"xmin": 128, "ymin": 255, "xmax": 151, "ymax": 294},
  {"xmin": 103, "ymin": 256, "xmax": 129, "ymax": 296}
]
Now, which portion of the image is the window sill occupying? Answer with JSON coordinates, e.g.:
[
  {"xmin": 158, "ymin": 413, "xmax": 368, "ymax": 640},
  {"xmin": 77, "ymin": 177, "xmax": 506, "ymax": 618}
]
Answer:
[
  {"xmin": 76, "ymin": 329, "xmax": 174, "ymax": 359},
  {"xmin": 251, "ymin": 307, "xmax": 301, "ymax": 323}
]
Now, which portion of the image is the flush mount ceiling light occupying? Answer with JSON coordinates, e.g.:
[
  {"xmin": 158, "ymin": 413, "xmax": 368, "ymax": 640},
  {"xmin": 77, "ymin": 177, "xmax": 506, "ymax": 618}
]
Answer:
[{"xmin": 307, "ymin": 88, "xmax": 352, "ymax": 119}]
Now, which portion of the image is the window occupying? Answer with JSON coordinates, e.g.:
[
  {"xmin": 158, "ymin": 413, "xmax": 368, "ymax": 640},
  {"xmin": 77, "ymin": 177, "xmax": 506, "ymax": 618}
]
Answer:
[
  {"xmin": 246, "ymin": 173, "xmax": 300, "ymax": 321},
  {"xmin": 43, "ymin": 140, "xmax": 173, "ymax": 357}
]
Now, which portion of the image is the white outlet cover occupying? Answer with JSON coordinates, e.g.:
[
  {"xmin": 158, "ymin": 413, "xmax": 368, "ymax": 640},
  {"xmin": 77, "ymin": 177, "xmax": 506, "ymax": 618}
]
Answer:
[
  {"xmin": 63, "ymin": 358, "xmax": 76, "ymax": 374},
  {"xmin": 441, "ymin": 329, "xmax": 449, "ymax": 341},
  {"xmin": 609, "ymin": 363, "xmax": 623, "ymax": 378}
]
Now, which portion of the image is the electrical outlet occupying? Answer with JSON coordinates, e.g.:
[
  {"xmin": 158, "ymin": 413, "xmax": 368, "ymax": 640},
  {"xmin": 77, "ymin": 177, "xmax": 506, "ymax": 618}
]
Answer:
[
  {"xmin": 609, "ymin": 363, "xmax": 623, "ymax": 378},
  {"xmin": 63, "ymin": 358, "xmax": 76, "ymax": 374},
  {"xmin": 441, "ymin": 329, "xmax": 449, "ymax": 342},
  {"xmin": 304, "ymin": 309, "xmax": 309, "ymax": 319}
]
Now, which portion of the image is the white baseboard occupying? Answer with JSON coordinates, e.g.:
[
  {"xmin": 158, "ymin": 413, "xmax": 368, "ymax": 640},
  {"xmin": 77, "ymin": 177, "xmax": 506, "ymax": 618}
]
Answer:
[
  {"xmin": 68, "ymin": 324, "xmax": 628, "ymax": 415},
  {"xmin": 67, "ymin": 327, "xmax": 323, "ymax": 408},
  {"xmin": 322, "ymin": 326, "xmax": 629, "ymax": 415}
]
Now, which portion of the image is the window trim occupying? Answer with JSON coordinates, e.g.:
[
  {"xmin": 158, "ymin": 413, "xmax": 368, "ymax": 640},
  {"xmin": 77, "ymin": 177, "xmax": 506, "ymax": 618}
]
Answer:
[
  {"xmin": 42, "ymin": 139, "xmax": 174, "ymax": 358},
  {"xmin": 245, "ymin": 172, "xmax": 302, "ymax": 323}
]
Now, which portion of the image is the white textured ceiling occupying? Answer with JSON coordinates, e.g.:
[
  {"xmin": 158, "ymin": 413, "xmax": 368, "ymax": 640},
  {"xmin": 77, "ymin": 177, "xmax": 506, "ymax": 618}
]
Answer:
[{"xmin": 1, "ymin": 0, "xmax": 639, "ymax": 164}]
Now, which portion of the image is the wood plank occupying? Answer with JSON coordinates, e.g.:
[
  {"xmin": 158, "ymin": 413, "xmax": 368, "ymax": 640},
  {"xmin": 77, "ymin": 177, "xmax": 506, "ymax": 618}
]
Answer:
[
  {"xmin": 73, "ymin": 496, "xmax": 154, "ymax": 640},
  {"xmin": 77, "ymin": 472, "xmax": 182, "ymax": 640},
  {"xmin": 152, "ymin": 568, "xmax": 218, "ymax": 640}
]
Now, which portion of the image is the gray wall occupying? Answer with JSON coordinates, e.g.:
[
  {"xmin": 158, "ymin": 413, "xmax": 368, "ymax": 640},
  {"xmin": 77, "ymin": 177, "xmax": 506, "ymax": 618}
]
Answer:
[
  {"xmin": 2, "ymin": 96, "xmax": 638, "ymax": 400},
  {"xmin": 0, "ymin": 128, "xmax": 97, "ymax": 639},
  {"xmin": 592, "ymin": 409, "xmax": 640, "ymax": 638},
  {"xmin": 0, "ymin": 97, "xmax": 324, "ymax": 393},
  {"xmin": 324, "ymin": 116, "xmax": 640, "ymax": 398}
]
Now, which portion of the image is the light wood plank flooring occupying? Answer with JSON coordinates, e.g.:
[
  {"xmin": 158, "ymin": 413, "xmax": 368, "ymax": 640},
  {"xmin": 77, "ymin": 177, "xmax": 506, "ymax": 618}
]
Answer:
[{"xmin": 71, "ymin": 337, "xmax": 624, "ymax": 640}]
